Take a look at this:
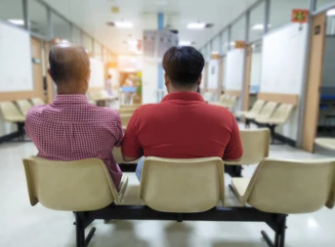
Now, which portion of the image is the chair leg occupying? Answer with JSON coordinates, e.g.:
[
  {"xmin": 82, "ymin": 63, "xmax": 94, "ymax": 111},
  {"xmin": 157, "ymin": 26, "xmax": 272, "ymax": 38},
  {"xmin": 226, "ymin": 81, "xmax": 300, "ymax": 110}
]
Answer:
[
  {"xmin": 261, "ymin": 215, "xmax": 287, "ymax": 247},
  {"xmin": 75, "ymin": 212, "xmax": 96, "ymax": 247}
]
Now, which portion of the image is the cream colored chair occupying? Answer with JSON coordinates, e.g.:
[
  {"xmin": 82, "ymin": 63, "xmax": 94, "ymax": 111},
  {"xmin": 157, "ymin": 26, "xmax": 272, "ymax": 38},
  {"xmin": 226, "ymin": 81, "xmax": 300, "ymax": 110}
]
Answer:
[
  {"xmin": 120, "ymin": 113, "xmax": 132, "ymax": 129},
  {"xmin": 0, "ymin": 101, "xmax": 25, "ymax": 122},
  {"xmin": 231, "ymin": 158, "xmax": 335, "ymax": 247},
  {"xmin": 236, "ymin": 100, "xmax": 265, "ymax": 119},
  {"xmin": 139, "ymin": 157, "xmax": 224, "ymax": 213},
  {"xmin": 121, "ymin": 104, "xmax": 141, "ymax": 109},
  {"xmin": 225, "ymin": 129, "xmax": 270, "ymax": 177},
  {"xmin": 112, "ymin": 146, "xmax": 141, "ymax": 166},
  {"xmin": 23, "ymin": 156, "xmax": 128, "ymax": 247},
  {"xmin": 212, "ymin": 95, "xmax": 230, "ymax": 107},
  {"xmin": 231, "ymin": 158, "xmax": 335, "ymax": 211},
  {"xmin": 117, "ymin": 108, "xmax": 137, "ymax": 115},
  {"xmin": 255, "ymin": 104, "xmax": 294, "ymax": 144},
  {"xmin": 245, "ymin": 101, "xmax": 278, "ymax": 128},
  {"xmin": 16, "ymin": 99, "xmax": 33, "ymax": 116},
  {"xmin": 315, "ymin": 138, "xmax": 335, "ymax": 151},
  {"xmin": 225, "ymin": 96, "xmax": 237, "ymax": 110},
  {"xmin": 31, "ymin": 98, "xmax": 45, "ymax": 106}
]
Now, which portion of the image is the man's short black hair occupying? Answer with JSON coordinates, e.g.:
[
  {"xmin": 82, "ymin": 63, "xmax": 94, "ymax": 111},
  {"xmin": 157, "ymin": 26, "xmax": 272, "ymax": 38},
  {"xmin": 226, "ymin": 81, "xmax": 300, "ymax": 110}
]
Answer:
[
  {"xmin": 49, "ymin": 44, "xmax": 90, "ymax": 85},
  {"xmin": 163, "ymin": 46, "xmax": 205, "ymax": 88}
]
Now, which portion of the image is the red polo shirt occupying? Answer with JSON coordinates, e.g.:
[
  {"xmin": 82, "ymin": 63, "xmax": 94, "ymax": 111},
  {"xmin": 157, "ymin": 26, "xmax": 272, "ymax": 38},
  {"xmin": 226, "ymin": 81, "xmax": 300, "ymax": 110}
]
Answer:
[{"xmin": 122, "ymin": 92, "xmax": 243, "ymax": 160}]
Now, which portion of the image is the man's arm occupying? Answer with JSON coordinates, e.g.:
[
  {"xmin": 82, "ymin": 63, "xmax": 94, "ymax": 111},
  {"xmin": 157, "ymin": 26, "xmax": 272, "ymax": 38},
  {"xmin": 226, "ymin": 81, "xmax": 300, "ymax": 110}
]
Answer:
[
  {"xmin": 121, "ymin": 111, "xmax": 143, "ymax": 161},
  {"xmin": 223, "ymin": 114, "xmax": 243, "ymax": 161}
]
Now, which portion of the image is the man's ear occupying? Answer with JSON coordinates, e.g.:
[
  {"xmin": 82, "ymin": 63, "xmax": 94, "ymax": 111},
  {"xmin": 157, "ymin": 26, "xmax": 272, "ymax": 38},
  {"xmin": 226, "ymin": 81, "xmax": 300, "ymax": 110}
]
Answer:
[
  {"xmin": 47, "ymin": 68, "xmax": 52, "ymax": 78},
  {"xmin": 197, "ymin": 74, "xmax": 202, "ymax": 86},
  {"xmin": 164, "ymin": 73, "xmax": 169, "ymax": 87}
]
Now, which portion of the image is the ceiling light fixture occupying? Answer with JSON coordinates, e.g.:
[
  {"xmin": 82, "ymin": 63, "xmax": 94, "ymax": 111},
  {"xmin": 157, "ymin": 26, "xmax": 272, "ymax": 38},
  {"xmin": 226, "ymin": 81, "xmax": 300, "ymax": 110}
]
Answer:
[
  {"xmin": 327, "ymin": 9, "xmax": 335, "ymax": 16},
  {"xmin": 252, "ymin": 24, "xmax": 271, "ymax": 30},
  {"xmin": 187, "ymin": 22, "xmax": 206, "ymax": 30},
  {"xmin": 179, "ymin": 41, "xmax": 192, "ymax": 46},
  {"xmin": 7, "ymin": 19, "xmax": 24, "ymax": 25},
  {"xmin": 115, "ymin": 21, "xmax": 134, "ymax": 29}
]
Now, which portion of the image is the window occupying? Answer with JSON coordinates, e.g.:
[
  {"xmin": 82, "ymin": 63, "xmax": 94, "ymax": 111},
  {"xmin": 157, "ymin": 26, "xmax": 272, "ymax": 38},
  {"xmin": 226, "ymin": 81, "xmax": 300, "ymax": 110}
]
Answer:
[
  {"xmin": 29, "ymin": 0, "xmax": 48, "ymax": 37},
  {"xmin": 72, "ymin": 26, "xmax": 82, "ymax": 46},
  {"xmin": 269, "ymin": 0, "xmax": 308, "ymax": 31},
  {"xmin": 52, "ymin": 13, "xmax": 71, "ymax": 41},
  {"xmin": 221, "ymin": 30, "xmax": 229, "ymax": 55},
  {"xmin": 94, "ymin": 41, "xmax": 102, "ymax": 61},
  {"xmin": 249, "ymin": 1, "xmax": 265, "ymax": 42},
  {"xmin": 231, "ymin": 16, "xmax": 246, "ymax": 47},
  {"xmin": 0, "ymin": 0, "xmax": 24, "ymax": 28},
  {"xmin": 317, "ymin": 0, "xmax": 335, "ymax": 10}
]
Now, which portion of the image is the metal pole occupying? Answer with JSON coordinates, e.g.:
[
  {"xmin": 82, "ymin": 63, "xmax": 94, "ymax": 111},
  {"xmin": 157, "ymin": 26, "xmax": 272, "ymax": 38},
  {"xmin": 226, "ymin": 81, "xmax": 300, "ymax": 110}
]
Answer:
[
  {"xmin": 219, "ymin": 31, "xmax": 223, "ymax": 54},
  {"xmin": 228, "ymin": 25, "xmax": 232, "ymax": 51},
  {"xmin": 22, "ymin": 0, "xmax": 29, "ymax": 31},
  {"xmin": 296, "ymin": 0, "xmax": 317, "ymax": 147},
  {"xmin": 264, "ymin": 0, "xmax": 270, "ymax": 34},
  {"xmin": 47, "ymin": 7, "xmax": 53, "ymax": 40}
]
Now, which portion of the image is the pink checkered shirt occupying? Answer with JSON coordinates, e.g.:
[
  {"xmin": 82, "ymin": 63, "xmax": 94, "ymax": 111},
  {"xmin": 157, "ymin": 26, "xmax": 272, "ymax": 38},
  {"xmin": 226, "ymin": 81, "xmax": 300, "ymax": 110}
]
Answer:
[{"xmin": 25, "ymin": 94, "xmax": 123, "ymax": 189}]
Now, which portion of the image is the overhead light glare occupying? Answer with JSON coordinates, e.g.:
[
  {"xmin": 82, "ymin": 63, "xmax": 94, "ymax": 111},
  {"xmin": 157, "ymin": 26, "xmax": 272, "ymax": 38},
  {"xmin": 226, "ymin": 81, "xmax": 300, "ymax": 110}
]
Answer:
[
  {"xmin": 7, "ymin": 19, "xmax": 24, "ymax": 25},
  {"xmin": 187, "ymin": 22, "xmax": 206, "ymax": 30},
  {"xmin": 327, "ymin": 9, "xmax": 335, "ymax": 16},
  {"xmin": 115, "ymin": 21, "xmax": 134, "ymax": 29},
  {"xmin": 252, "ymin": 24, "xmax": 271, "ymax": 30},
  {"xmin": 179, "ymin": 41, "xmax": 192, "ymax": 46}
]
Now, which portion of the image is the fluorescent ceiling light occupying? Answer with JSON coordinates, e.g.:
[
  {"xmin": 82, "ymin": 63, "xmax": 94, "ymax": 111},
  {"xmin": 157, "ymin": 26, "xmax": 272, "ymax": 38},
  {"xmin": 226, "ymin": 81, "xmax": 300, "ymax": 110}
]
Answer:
[
  {"xmin": 179, "ymin": 41, "xmax": 192, "ymax": 46},
  {"xmin": 115, "ymin": 21, "xmax": 133, "ymax": 29},
  {"xmin": 252, "ymin": 24, "xmax": 271, "ymax": 30},
  {"xmin": 187, "ymin": 22, "xmax": 206, "ymax": 30},
  {"xmin": 7, "ymin": 19, "xmax": 24, "ymax": 25},
  {"xmin": 212, "ymin": 51, "xmax": 219, "ymax": 54},
  {"xmin": 327, "ymin": 9, "xmax": 335, "ymax": 16}
]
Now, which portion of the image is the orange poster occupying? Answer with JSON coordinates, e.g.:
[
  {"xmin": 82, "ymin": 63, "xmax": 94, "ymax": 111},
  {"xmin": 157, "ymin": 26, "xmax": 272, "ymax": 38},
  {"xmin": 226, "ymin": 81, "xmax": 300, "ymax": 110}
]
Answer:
[
  {"xmin": 291, "ymin": 9, "xmax": 309, "ymax": 23},
  {"xmin": 235, "ymin": 41, "xmax": 245, "ymax": 49}
]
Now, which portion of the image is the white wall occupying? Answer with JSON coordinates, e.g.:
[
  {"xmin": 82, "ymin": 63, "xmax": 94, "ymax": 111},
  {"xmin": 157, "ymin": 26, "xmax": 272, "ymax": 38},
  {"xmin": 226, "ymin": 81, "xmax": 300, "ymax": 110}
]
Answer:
[
  {"xmin": 225, "ymin": 49, "xmax": 245, "ymax": 111},
  {"xmin": 260, "ymin": 23, "xmax": 308, "ymax": 140},
  {"xmin": 207, "ymin": 59, "xmax": 219, "ymax": 89},
  {"xmin": 89, "ymin": 58, "xmax": 104, "ymax": 88},
  {"xmin": 142, "ymin": 59, "xmax": 158, "ymax": 104},
  {"xmin": 250, "ymin": 52, "xmax": 262, "ymax": 92}
]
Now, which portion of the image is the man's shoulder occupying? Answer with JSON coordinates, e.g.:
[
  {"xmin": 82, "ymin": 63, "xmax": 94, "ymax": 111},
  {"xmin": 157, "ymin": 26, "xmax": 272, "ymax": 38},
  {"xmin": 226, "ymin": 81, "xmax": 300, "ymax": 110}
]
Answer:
[
  {"xmin": 88, "ymin": 105, "xmax": 120, "ymax": 121},
  {"xmin": 134, "ymin": 104, "xmax": 162, "ymax": 115},
  {"xmin": 27, "ymin": 104, "xmax": 49, "ymax": 117}
]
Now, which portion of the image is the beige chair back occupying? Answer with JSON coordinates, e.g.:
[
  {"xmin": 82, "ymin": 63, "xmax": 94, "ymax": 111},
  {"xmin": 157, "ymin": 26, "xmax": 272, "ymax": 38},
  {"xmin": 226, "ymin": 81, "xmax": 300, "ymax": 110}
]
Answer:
[
  {"xmin": 121, "ymin": 104, "xmax": 141, "ymax": 109},
  {"xmin": 244, "ymin": 158, "xmax": 335, "ymax": 214},
  {"xmin": 120, "ymin": 113, "xmax": 132, "ymax": 128},
  {"xmin": 139, "ymin": 157, "xmax": 224, "ymax": 213},
  {"xmin": 225, "ymin": 129, "xmax": 270, "ymax": 165},
  {"xmin": 269, "ymin": 104, "xmax": 294, "ymax": 123},
  {"xmin": 22, "ymin": 157, "xmax": 127, "ymax": 211},
  {"xmin": 257, "ymin": 101, "xmax": 278, "ymax": 119},
  {"xmin": 16, "ymin": 100, "xmax": 33, "ymax": 116},
  {"xmin": 118, "ymin": 108, "xmax": 136, "ymax": 115},
  {"xmin": 249, "ymin": 100, "xmax": 265, "ymax": 115},
  {"xmin": 226, "ymin": 96, "xmax": 237, "ymax": 109},
  {"xmin": 31, "ymin": 98, "xmax": 45, "ymax": 106},
  {"xmin": 0, "ymin": 101, "xmax": 25, "ymax": 122}
]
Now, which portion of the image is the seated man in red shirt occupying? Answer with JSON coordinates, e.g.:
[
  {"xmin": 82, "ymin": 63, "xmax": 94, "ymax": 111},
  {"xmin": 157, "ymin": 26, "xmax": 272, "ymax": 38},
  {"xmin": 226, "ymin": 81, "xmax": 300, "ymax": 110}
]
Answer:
[
  {"xmin": 25, "ymin": 42, "xmax": 123, "ymax": 189},
  {"xmin": 122, "ymin": 46, "xmax": 243, "ymax": 180}
]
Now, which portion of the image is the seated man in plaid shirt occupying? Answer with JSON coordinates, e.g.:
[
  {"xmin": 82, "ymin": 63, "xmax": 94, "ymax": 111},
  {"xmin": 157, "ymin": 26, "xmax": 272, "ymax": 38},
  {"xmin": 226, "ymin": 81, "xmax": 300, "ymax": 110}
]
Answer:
[{"xmin": 25, "ymin": 42, "xmax": 124, "ymax": 190}]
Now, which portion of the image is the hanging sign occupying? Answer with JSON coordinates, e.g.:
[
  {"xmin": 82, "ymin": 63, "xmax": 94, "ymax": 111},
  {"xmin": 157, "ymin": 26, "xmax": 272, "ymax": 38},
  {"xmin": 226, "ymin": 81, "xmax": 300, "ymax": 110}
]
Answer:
[
  {"xmin": 235, "ymin": 41, "xmax": 245, "ymax": 49},
  {"xmin": 291, "ymin": 9, "xmax": 309, "ymax": 23}
]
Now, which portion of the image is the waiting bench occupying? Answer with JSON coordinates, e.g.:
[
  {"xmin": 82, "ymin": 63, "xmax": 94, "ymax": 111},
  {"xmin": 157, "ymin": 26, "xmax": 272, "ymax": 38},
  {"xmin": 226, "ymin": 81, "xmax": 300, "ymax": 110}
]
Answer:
[{"xmin": 23, "ymin": 156, "xmax": 335, "ymax": 247}]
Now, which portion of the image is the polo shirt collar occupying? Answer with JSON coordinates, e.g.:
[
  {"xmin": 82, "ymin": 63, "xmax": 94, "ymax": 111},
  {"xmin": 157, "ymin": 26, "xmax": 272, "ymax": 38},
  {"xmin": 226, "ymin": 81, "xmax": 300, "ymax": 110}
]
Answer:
[
  {"xmin": 53, "ymin": 94, "xmax": 89, "ymax": 105},
  {"xmin": 161, "ymin": 92, "xmax": 204, "ymax": 103}
]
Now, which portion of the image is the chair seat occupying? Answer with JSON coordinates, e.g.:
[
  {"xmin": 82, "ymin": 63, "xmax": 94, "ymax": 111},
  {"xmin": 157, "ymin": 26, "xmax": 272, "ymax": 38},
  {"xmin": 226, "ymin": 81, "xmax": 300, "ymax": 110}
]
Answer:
[
  {"xmin": 245, "ymin": 112, "xmax": 257, "ymax": 119},
  {"xmin": 315, "ymin": 138, "xmax": 335, "ymax": 151},
  {"xmin": 5, "ymin": 116, "xmax": 25, "ymax": 122},
  {"xmin": 231, "ymin": 177, "xmax": 251, "ymax": 206},
  {"xmin": 255, "ymin": 116, "xmax": 271, "ymax": 124}
]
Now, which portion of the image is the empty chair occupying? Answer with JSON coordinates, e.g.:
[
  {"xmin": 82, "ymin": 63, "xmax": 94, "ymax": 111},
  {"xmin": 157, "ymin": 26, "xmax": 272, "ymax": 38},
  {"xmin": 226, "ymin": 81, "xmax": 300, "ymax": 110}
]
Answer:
[
  {"xmin": 231, "ymin": 158, "xmax": 335, "ymax": 247},
  {"xmin": 16, "ymin": 99, "xmax": 33, "ymax": 116},
  {"xmin": 121, "ymin": 104, "xmax": 141, "ymax": 109},
  {"xmin": 31, "ymin": 98, "xmax": 45, "ymax": 106},
  {"xmin": 245, "ymin": 101, "xmax": 278, "ymax": 128},
  {"xmin": 0, "ymin": 101, "xmax": 25, "ymax": 122},
  {"xmin": 23, "ymin": 156, "xmax": 128, "ymax": 247},
  {"xmin": 315, "ymin": 138, "xmax": 335, "ymax": 151},
  {"xmin": 236, "ymin": 99, "xmax": 265, "ymax": 120},
  {"xmin": 117, "ymin": 108, "xmax": 137, "ymax": 115},
  {"xmin": 255, "ymin": 104, "xmax": 294, "ymax": 143},
  {"xmin": 225, "ymin": 129, "xmax": 270, "ymax": 177},
  {"xmin": 120, "ymin": 113, "xmax": 132, "ymax": 128},
  {"xmin": 139, "ymin": 157, "xmax": 224, "ymax": 213},
  {"xmin": 225, "ymin": 96, "xmax": 237, "ymax": 110}
]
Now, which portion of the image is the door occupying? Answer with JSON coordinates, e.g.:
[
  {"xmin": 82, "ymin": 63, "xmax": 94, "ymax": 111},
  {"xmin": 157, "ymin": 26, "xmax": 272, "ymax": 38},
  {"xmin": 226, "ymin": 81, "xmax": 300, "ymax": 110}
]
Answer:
[
  {"xmin": 302, "ymin": 13, "xmax": 326, "ymax": 152},
  {"xmin": 30, "ymin": 37, "xmax": 44, "ymax": 100}
]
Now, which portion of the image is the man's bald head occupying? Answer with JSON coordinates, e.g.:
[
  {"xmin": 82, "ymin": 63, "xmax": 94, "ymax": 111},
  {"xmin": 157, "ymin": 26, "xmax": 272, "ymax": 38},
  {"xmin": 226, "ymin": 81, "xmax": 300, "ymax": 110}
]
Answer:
[{"xmin": 49, "ymin": 42, "xmax": 90, "ymax": 93}]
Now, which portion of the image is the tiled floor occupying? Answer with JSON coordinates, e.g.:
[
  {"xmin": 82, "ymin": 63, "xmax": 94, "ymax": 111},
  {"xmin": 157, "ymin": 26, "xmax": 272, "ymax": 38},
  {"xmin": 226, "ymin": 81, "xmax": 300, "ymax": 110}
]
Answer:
[{"xmin": 0, "ymin": 140, "xmax": 334, "ymax": 247}]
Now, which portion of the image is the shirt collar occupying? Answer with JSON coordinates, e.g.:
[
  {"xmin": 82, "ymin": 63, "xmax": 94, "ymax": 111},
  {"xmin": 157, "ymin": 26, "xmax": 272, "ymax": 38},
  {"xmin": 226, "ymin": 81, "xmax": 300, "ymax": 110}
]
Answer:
[
  {"xmin": 53, "ymin": 94, "xmax": 89, "ymax": 105},
  {"xmin": 161, "ymin": 92, "xmax": 204, "ymax": 103}
]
